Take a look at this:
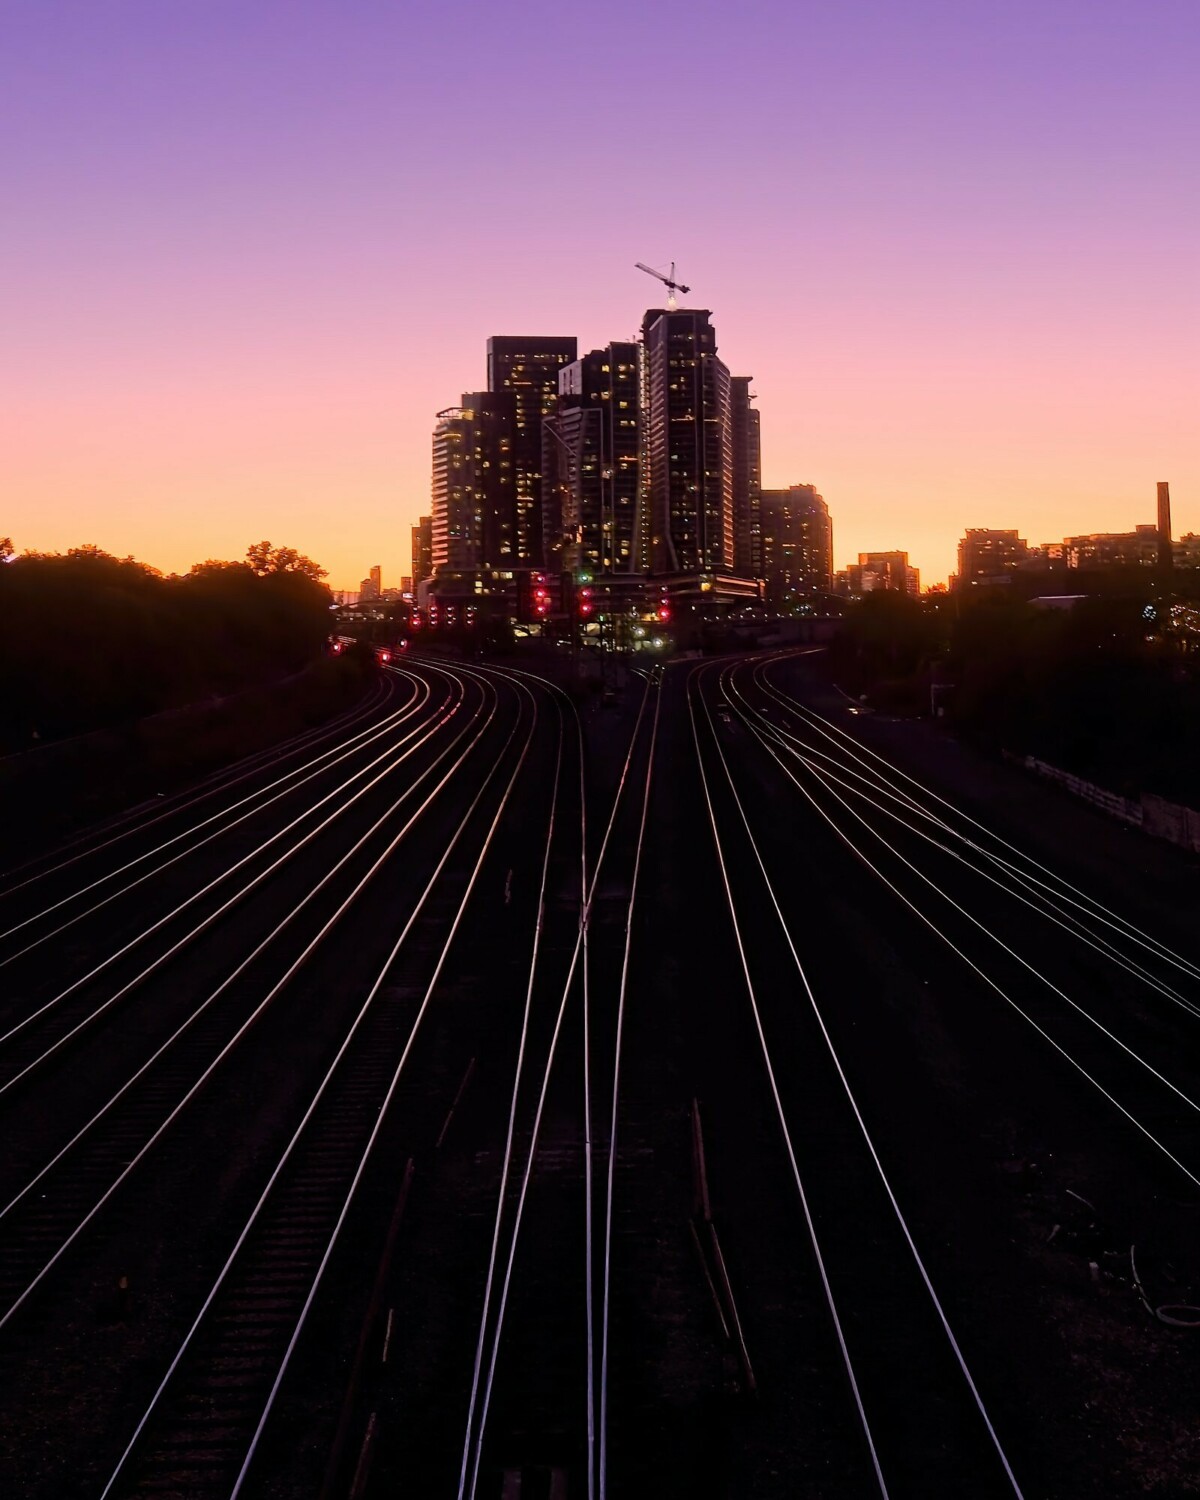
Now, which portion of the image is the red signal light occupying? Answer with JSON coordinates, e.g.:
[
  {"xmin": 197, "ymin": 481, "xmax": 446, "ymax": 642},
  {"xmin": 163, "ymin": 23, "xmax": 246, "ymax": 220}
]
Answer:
[{"xmin": 658, "ymin": 606, "xmax": 670, "ymax": 622}]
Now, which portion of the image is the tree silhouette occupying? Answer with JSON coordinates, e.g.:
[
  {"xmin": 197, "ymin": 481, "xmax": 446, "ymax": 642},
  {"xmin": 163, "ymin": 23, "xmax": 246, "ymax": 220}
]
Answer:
[
  {"xmin": 0, "ymin": 542, "xmax": 335, "ymax": 750},
  {"xmin": 245, "ymin": 541, "xmax": 326, "ymax": 580}
]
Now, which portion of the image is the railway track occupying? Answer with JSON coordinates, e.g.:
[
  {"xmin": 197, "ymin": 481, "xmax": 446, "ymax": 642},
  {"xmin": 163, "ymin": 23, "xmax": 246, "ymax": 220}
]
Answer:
[
  {"xmin": 726, "ymin": 655, "xmax": 1200, "ymax": 1191},
  {"xmin": 689, "ymin": 656, "xmax": 1024, "ymax": 1496},
  {"xmin": 3, "ymin": 647, "xmax": 1197, "ymax": 1496},
  {"xmin": 452, "ymin": 665, "xmax": 664, "ymax": 1500},
  {"xmin": 95, "ymin": 666, "xmax": 541, "ymax": 1499},
  {"xmin": 0, "ymin": 661, "xmax": 551, "ymax": 1497}
]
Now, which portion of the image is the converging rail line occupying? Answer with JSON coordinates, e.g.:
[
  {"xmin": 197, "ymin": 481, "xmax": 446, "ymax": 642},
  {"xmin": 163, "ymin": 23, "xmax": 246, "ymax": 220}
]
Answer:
[
  {"xmin": 688, "ymin": 657, "xmax": 1024, "ymax": 1497},
  {"xmin": 3, "ymin": 647, "xmax": 1197, "ymax": 1497},
  {"xmin": 727, "ymin": 655, "xmax": 1200, "ymax": 1192},
  {"xmin": 97, "ymin": 665, "xmax": 541, "ymax": 1499},
  {"xmin": 455, "ymin": 662, "xmax": 663, "ymax": 1500}
]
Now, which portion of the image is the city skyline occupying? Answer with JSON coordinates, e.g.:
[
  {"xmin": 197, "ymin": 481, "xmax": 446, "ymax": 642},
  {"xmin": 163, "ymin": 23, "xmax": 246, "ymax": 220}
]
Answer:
[{"xmin": 4, "ymin": 2, "xmax": 1196, "ymax": 589}]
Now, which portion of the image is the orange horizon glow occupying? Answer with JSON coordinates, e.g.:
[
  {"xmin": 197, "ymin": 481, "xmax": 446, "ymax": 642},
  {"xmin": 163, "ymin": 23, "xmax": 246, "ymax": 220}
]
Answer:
[{"xmin": 4, "ymin": 4, "xmax": 1196, "ymax": 593}]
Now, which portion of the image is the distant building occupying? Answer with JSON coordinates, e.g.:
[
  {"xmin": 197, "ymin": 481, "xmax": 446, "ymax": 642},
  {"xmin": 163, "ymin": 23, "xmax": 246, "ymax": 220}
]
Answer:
[
  {"xmin": 760, "ymin": 485, "xmax": 832, "ymax": 608},
  {"xmin": 541, "ymin": 341, "xmax": 640, "ymax": 577},
  {"xmin": 487, "ymin": 335, "xmax": 578, "ymax": 567},
  {"xmin": 359, "ymin": 569, "xmax": 380, "ymax": 602},
  {"xmin": 400, "ymin": 574, "xmax": 413, "ymax": 595},
  {"xmin": 1063, "ymin": 526, "xmax": 1160, "ymax": 569},
  {"xmin": 370, "ymin": 564, "xmax": 381, "ymax": 596},
  {"xmin": 839, "ymin": 551, "xmax": 920, "ymax": 596},
  {"xmin": 411, "ymin": 515, "xmax": 433, "ymax": 588},
  {"xmin": 955, "ymin": 529, "xmax": 1030, "ymax": 587},
  {"xmin": 430, "ymin": 392, "xmax": 515, "ymax": 574},
  {"xmin": 729, "ymin": 377, "xmax": 762, "ymax": 576},
  {"xmin": 641, "ymin": 308, "xmax": 733, "ymax": 574},
  {"xmin": 1175, "ymin": 533, "xmax": 1200, "ymax": 568}
]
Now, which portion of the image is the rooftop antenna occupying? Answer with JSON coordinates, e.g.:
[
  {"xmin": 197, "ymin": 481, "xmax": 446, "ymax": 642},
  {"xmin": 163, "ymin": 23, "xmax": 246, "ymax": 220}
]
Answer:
[{"xmin": 635, "ymin": 260, "xmax": 690, "ymax": 311}]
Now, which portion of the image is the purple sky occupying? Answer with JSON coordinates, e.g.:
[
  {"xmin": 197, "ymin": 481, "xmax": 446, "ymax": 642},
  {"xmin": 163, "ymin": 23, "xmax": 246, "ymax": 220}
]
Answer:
[{"xmin": 4, "ymin": 0, "xmax": 1197, "ymax": 586}]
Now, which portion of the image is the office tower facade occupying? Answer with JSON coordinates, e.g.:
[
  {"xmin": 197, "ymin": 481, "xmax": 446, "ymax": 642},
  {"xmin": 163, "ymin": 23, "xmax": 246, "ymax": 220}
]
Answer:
[
  {"xmin": 760, "ymin": 485, "xmax": 833, "ymax": 607},
  {"xmin": 640, "ymin": 309, "xmax": 733, "ymax": 574},
  {"xmin": 730, "ymin": 377, "xmax": 761, "ymax": 576},
  {"xmin": 487, "ymin": 336, "xmax": 578, "ymax": 567},
  {"xmin": 542, "ymin": 341, "xmax": 640, "ymax": 577},
  {"xmin": 411, "ymin": 515, "xmax": 434, "ymax": 587},
  {"xmin": 955, "ymin": 529, "xmax": 1030, "ymax": 587},
  {"xmin": 430, "ymin": 391, "xmax": 516, "ymax": 574}
]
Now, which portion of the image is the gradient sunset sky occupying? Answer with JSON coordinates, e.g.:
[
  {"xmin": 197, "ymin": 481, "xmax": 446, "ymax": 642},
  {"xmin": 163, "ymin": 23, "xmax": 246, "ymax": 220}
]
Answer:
[{"xmin": 4, "ymin": 0, "xmax": 1197, "ymax": 588}]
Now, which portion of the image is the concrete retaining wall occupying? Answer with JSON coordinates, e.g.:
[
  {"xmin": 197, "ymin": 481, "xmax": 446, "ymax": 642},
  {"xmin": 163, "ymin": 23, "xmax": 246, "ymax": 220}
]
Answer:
[{"xmin": 1021, "ymin": 756, "xmax": 1200, "ymax": 854}]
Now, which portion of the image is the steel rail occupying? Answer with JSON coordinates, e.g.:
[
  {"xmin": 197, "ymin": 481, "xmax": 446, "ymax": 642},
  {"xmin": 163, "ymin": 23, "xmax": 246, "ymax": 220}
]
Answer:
[
  {"xmin": 749, "ymin": 657, "xmax": 1200, "ymax": 998},
  {"xmin": 596, "ymin": 665, "xmax": 663, "ymax": 1499},
  {"xmin": 443, "ymin": 676, "xmax": 564, "ymax": 1500},
  {"xmin": 686, "ymin": 660, "xmax": 890, "ymax": 1496},
  {"xmin": 0, "ymin": 667, "xmax": 400, "ymax": 893},
  {"xmin": 0, "ymin": 665, "xmax": 507, "ymax": 1336},
  {"xmin": 0, "ymin": 670, "xmax": 467, "ymax": 1072},
  {"xmin": 724, "ymin": 665, "xmax": 1200, "ymax": 1194},
  {"xmin": 0, "ymin": 668, "xmax": 501, "ymax": 1244},
  {"xmin": 461, "ymin": 669, "xmax": 658, "ymax": 1500},
  {"xmin": 0, "ymin": 671, "xmax": 431, "ymax": 959},
  {"xmin": 757, "ymin": 712, "xmax": 1200, "ymax": 1037},
  {"xmin": 754, "ymin": 656, "xmax": 1200, "ymax": 984},
  {"xmin": 697, "ymin": 659, "xmax": 1029, "ymax": 1495},
  {"xmin": 582, "ymin": 756, "xmax": 596, "ymax": 1500},
  {"xmin": 742, "ymin": 683, "xmax": 1200, "ymax": 1020},
  {"xmin": 731, "ymin": 662, "xmax": 1200, "ymax": 1120},
  {"xmin": 96, "ymin": 668, "xmax": 539, "ymax": 1500}
]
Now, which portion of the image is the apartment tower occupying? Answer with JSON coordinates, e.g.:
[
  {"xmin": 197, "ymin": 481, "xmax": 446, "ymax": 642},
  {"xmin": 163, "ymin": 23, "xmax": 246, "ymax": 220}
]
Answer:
[
  {"xmin": 640, "ymin": 308, "xmax": 733, "ymax": 574},
  {"xmin": 487, "ymin": 336, "xmax": 578, "ymax": 567},
  {"xmin": 541, "ymin": 341, "xmax": 640, "ymax": 576}
]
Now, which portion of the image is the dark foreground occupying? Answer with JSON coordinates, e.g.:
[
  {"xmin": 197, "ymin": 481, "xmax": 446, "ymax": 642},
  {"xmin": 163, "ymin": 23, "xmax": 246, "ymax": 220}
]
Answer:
[{"xmin": 0, "ymin": 650, "xmax": 1197, "ymax": 1498}]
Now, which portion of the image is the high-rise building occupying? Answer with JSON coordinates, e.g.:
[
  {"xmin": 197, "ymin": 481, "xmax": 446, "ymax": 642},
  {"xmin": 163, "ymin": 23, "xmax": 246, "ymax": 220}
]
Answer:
[
  {"xmin": 542, "ymin": 341, "xmax": 640, "ymax": 577},
  {"xmin": 487, "ymin": 336, "xmax": 578, "ymax": 567},
  {"xmin": 640, "ymin": 308, "xmax": 733, "ymax": 574},
  {"xmin": 760, "ymin": 485, "xmax": 832, "ymax": 608},
  {"xmin": 369, "ymin": 564, "xmax": 382, "ymax": 596},
  {"xmin": 359, "ymin": 572, "xmax": 380, "ymax": 602},
  {"xmin": 730, "ymin": 377, "xmax": 761, "ymax": 576},
  {"xmin": 411, "ymin": 515, "xmax": 433, "ymax": 587},
  {"xmin": 430, "ymin": 392, "xmax": 515, "ymax": 574},
  {"xmin": 840, "ymin": 552, "xmax": 919, "ymax": 595},
  {"xmin": 955, "ymin": 529, "xmax": 1030, "ymax": 587}
]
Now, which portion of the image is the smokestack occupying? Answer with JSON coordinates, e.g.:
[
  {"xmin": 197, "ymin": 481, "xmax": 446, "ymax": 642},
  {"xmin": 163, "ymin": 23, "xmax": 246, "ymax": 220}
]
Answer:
[{"xmin": 1157, "ymin": 481, "xmax": 1173, "ymax": 570}]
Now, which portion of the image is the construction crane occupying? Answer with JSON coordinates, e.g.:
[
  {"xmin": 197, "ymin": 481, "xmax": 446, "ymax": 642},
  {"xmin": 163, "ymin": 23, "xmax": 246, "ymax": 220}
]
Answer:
[{"xmin": 635, "ymin": 260, "xmax": 690, "ymax": 311}]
